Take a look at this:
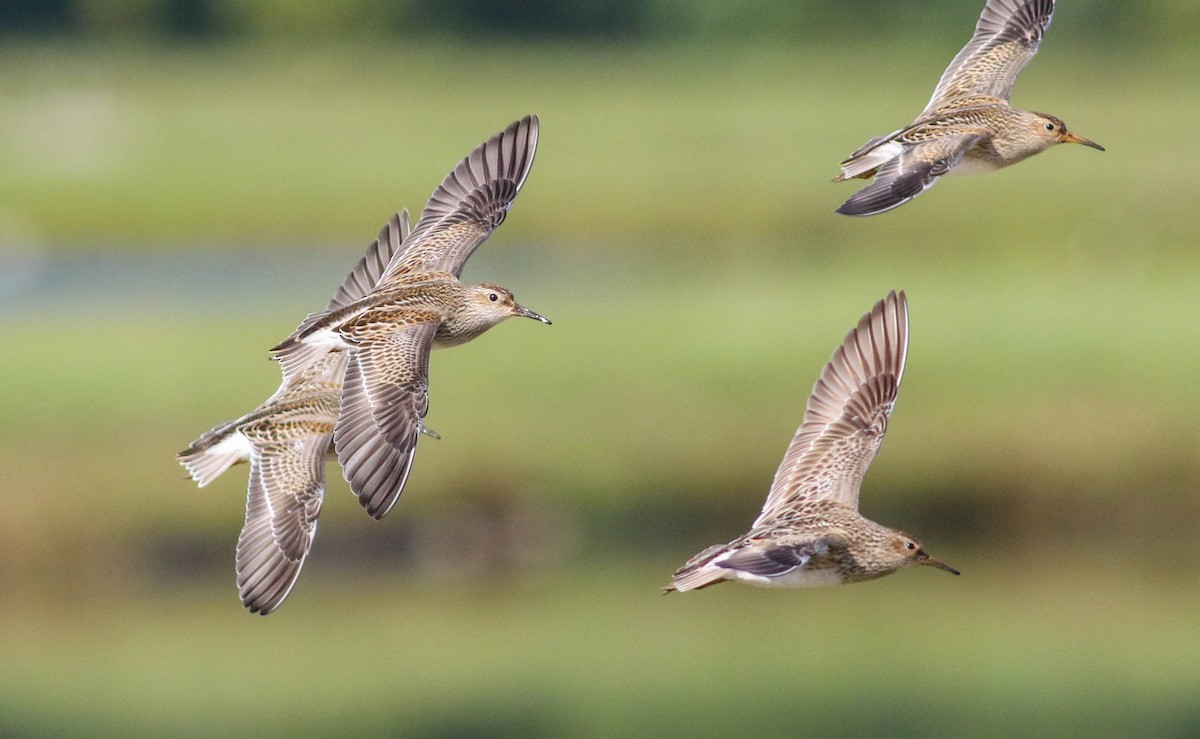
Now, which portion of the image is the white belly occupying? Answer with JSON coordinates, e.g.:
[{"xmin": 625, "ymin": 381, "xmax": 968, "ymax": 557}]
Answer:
[{"xmin": 730, "ymin": 567, "xmax": 844, "ymax": 588}]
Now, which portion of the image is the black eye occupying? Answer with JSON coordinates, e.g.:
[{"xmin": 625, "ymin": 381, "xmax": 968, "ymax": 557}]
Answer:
[
  {"xmin": 488, "ymin": 293, "xmax": 498, "ymax": 302},
  {"xmin": 906, "ymin": 542, "xmax": 916, "ymax": 550},
  {"xmin": 1045, "ymin": 122, "xmax": 1054, "ymax": 131}
]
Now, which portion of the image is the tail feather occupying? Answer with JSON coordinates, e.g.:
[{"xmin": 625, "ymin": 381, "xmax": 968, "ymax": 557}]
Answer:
[
  {"xmin": 272, "ymin": 340, "xmax": 336, "ymax": 384},
  {"xmin": 665, "ymin": 565, "xmax": 729, "ymax": 594},
  {"xmin": 664, "ymin": 544, "xmax": 731, "ymax": 593},
  {"xmin": 271, "ymin": 312, "xmax": 335, "ymax": 382},
  {"xmin": 837, "ymin": 140, "xmax": 903, "ymax": 181},
  {"xmin": 177, "ymin": 430, "xmax": 250, "ymax": 487}
]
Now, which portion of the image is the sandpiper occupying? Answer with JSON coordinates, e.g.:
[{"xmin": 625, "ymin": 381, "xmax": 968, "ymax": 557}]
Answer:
[
  {"xmin": 835, "ymin": 0, "xmax": 1103, "ymax": 216},
  {"xmin": 271, "ymin": 115, "xmax": 550, "ymax": 520},
  {"xmin": 177, "ymin": 211, "xmax": 414, "ymax": 614},
  {"xmin": 667, "ymin": 291, "xmax": 958, "ymax": 592}
]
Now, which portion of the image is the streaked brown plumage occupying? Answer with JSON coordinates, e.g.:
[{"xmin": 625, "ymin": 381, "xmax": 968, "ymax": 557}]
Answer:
[
  {"xmin": 667, "ymin": 291, "xmax": 959, "ymax": 593},
  {"xmin": 177, "ymin": 210, "xmax": 413, "ymax": 614},
  {"xmin": 271, "ymin": 115, "xmax": 550, "ymax": 520},
  {"xmin": 835, "ymin": 0, "xmax": 1103, "ymax": 216}
]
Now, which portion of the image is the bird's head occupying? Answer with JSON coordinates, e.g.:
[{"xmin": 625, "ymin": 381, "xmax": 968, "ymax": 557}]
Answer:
[
  {"xmin": 888, "ymin": 531, "xmax": 960, "ymax": 576},
  {"xmin": 467, "ymin": 283, "xmax": 552, "ymax": 327},
  {"xmin": 1032, "ymin": 112, "xmax": 1104, "ymax": 151}
]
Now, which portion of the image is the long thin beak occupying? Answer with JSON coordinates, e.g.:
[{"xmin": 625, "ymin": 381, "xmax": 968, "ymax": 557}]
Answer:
[
  {"xmin": 919, "ymin": 554, "xmax": 960, "ymax": 576},
  {"xmin": 515, "ymin": 304, "xmax": 552, "ymax": 325},
  {"xmin": 1060, "ymin": 131, "xmax": 1105, "ymax": 151}
]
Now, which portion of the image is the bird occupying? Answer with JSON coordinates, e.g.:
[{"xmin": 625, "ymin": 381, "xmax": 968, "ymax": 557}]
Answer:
[
  {"xmin": 177, "ymin": 210, "xmax": 414, "ymax": 614},
  {"xmin": 834, "ymin": 0, "xmax": 1103, "ymax": 216},
  {"xmin": 271, "ymin": 114, "xmax": 550, "ymax": 521},
  {"xmin": 667, "ymin": 291, "xmax": 959, "ymax": 593}
]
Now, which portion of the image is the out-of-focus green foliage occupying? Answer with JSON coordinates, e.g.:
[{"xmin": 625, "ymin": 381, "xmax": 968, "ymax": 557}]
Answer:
[
  {"xmin": 8, "ymin": 0, "xmax": 1200, "ymax": 43},
  {"xmin": 3, "ymin": 567, "xmax": 1199, "ymax": 736},
  {"xmin": 0, "ymin": 40, "xmax": 1189, "ymax": 252}
]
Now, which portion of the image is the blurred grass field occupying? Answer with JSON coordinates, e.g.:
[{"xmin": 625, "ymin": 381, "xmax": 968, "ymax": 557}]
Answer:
[{"xmin": 2, "ymin": 33, "xmax": 1199, "ymax": 737}]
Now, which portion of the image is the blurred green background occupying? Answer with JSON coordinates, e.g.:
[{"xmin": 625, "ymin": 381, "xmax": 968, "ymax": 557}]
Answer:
[{"xmin": 2, "ymin": 0, "xmax": 1199, "ymax": 736}]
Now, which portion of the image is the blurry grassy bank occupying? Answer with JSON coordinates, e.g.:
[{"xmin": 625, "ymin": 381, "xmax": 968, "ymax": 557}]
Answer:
[
  {"xmin": 0, "ymin": 39, "xmax": 1189, "ymax": 254},
  {"xmin": 4, "ymin": 565, "xmax": 1199, "ymax": 736}
]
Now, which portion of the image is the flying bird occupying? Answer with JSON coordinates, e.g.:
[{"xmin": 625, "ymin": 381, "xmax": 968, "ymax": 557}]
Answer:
[
  {"xmin": 668, "ymin": 291, "xmax": 959, "ymax": 592},
  {"xmin": 835, "ymin": 0, "xmax": 1103, "ymax": 216},
  {"xmin": 178, "ymin": 211, "xmax": 413, "ymax": 614},
  {"xmin": 271, "ymin": 115, "xmax": 550, "ymax": 520}
]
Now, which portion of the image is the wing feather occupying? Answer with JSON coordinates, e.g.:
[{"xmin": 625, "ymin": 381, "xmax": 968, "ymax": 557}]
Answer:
[
  {"xmin": 754, "ymin": 291, "xmax": 909, "ymax": 526},
  {"xmin": 334, "ymin": 324, "xmax": 436, "ymax": 519},
  {"xmin": 836, "ymin": 133, "xmax": 983, "ymax": 217},
  {"xmin": 327, "ymin": 209, "xmax": 412, "ymax": 312},
  {"xmin": 235, "ymin": 419, "xmax": 332, "ymax": 615},
  {"xmin": 379, "ymin": 115, "xmax": 539, "ymax": 281},
  {"xmin": 923, "ymin": 0, "xmax": 1054, "ymax": 113}
]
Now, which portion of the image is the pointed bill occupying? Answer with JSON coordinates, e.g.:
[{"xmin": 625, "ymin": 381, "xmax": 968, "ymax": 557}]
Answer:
[
  {"xmin": 919, "ymin": 554, "xmax": 961, "ymax": 575},
  {"xmin": 515, "ymin": 303, "xmax": 552, "ymax": 324},
  {"xmin": 1059, "ymin": 131, "xmax": 1104, "ymax": 150}
]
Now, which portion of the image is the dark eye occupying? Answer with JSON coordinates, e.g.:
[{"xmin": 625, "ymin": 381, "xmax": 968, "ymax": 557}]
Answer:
[
  {"xmin": 488, "ymin": 293, "xmax": 498, "ymax": 302},
  {"xmin": 1045, "ymin": 122, "xmax": 1054, "ymax": 131},
  {"xmin": 906, "ymin": 542, "xmax": 916, "ymax": 550}
]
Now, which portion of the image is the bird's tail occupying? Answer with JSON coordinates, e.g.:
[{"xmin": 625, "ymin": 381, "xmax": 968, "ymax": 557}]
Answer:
[
  {"xmin": 663, "ymin": 544, "xmax": 730, "ymax": 593},
  {"xmin": 836, "ymin": 138, "xmax": 901, "ymax": 181},
  {"xmin": 270, "ymin": 312, "xmax": 332, "ymax": 381},
  {"xmin": 177, "ymin": 423, "xmax": 246, "ymax": 487}
]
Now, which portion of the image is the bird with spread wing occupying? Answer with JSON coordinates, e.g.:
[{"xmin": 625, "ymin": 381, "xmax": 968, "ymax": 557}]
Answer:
[
  {"xmin": 835, "ymin": 0, "xmax": 1103, "ymax": 217},
  {"xmin": 668, "ymin": 291, "xmax": 958, "ymax": 593}
]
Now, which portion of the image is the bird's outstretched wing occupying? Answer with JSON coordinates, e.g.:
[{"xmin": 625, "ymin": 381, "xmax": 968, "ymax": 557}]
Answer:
[
  {"xmin": 921, "ymin": 0, "xmax": 1056, "ymax": 113},
  {"xmin": 922, "ymin": 0, "xmax": 1054, "ymax": 114},
  {"xmin": 260, "ymin": 210, "xmax": 413, "ymax": 404},
  {"xmin": 378, "ymin": 115, "xmax": 539, "ymax": 282},
  {"xmin": 836, "ymin": 133, "xmax": 982, "ymax": 216},
  {"xmin": 334, "ymin": 323, "xmax": 437, "ymax": 519},
  {"xmin": 715, "ymin": 540, "xmax": 827, "ymax": 578},
  {"xmin": 327, "ymin": 209, "xmax": 412, "ymax": 312},
  {"xmin": 235, "ymin": 413, "xmax": 334, "ymax": 615},
  {"xmin": 753, "ymin": 291, "xmax": 909, "ymax": 527}
]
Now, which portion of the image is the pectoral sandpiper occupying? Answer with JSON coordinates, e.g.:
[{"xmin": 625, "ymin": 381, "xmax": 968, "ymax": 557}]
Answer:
[
  {"xmin": 835, "ymin": 0, "xmax": 1103, "ymax": 216},
  {"xmin": 271, "ymin": 115, "xmax": 549, "ymax": 520},
  {"xmin": 667, "ymin": 291, "xmax": 958, "ymax": 592},
  {"xmin": 178, "ymin": 210, "xmax": 414, "ymax": 614}
]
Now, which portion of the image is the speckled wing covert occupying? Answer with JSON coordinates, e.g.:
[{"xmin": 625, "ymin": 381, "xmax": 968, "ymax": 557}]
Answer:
[
  {"xmin": 836, "ymin": 133, "xmax": 983, "ymax": 216},
  {"xmin": 753, "ymin": 291, "xmax": 909, "ymax": 527},
  {"xmin": 922, "ymin": 0, "xmax": 1054, "ymax": 114},
  {"xmin": 270, "ymin": 207, "xmax": 418, "ymax": 384},
  {"xmin": 378, "ymin": 115, "xmax": 539, "ymax": 282},
  {"xmin": 326, "ymin": 209, "xmax": 412, "ymax": 313},
  {"xmin": 177, "ymin": 352, "xmax": 347, "ymax": 487},
  {"xmin": 234, "ymin": 392, "xmax": 339, "ymax": 615},
  {"xmin": 261, "ymin": 210, "xmax": 413, "ymax": 401},
  {"xmin": 335, "ymin": 323, "xmax": 438, "ymax": 519}
]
